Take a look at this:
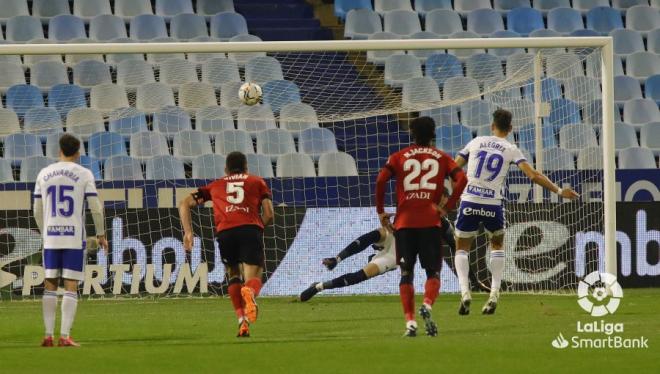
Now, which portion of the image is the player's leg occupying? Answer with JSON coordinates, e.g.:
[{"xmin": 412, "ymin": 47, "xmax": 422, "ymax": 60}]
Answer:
[
  {"xmin": 217, "ymin": 231, "xmax": 250, "ymax": 336},
  {"xmin": 41, "ymin": 249, "xmax": 60, "ymax": 347},
  {"xmin": 238, "ymin": 226, "xmax": 265, "ymax": 324},
  {"xmin": 482, "ymin": 205, "xmax": 506, "ymax": 314},
  {"xmin": 395, "ymin": 229, "xmax": 418, "ymax": 337},
  {"xmin": 454, "ymin": 201, "xmax": 481, "ymax": 315},
  {"xmin": 417, "ymin": 227, "xmax": 443, "ymax": 337},
  {"xmin": 322, "ymin": 229, "xmax": 383, "ymax": 270},
  {"xmin": 58, "ymin": 249, "xmax": 84, "ymax": 347},
  {"xmin": 300, "ymin": 262, "xmax": 380, "ymax": 302}
]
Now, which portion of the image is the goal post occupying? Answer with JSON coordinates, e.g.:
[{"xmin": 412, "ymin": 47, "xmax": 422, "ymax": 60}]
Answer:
[{"xmin": 0, "ymin": 37, "xmax": 617, "ymax": 299}]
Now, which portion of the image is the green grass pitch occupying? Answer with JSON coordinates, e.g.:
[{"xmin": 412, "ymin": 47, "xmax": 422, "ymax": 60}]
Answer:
[{"xmin": 1, "ymin": 289, "xmax": 659, "ymax": 373}]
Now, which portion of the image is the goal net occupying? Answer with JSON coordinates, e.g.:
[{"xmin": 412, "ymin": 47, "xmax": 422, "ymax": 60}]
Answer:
[{"xmin": 0, "ymin": 39, "xmax": 615, "ymax": 299}]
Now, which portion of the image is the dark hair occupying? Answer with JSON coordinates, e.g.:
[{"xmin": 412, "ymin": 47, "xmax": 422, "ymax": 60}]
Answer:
[
  {"xmin": 226, "ymin": 151, "xmax": 248, "ymax": 174},
  {"xmin": 410, "ymin": 116, "xmax": 436, "ymax": 146},
  {"xmin": 492, "ymin": 109, "xmax": 513, "ymax": 133},
  {"xmin": 59, "ymin": 134, "xmax": 81, "ymax": 157}
]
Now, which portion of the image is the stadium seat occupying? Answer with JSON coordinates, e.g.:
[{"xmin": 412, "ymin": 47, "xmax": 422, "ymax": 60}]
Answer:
[
  {"xmin": 0, "ymin": 0, "xmax": 29, "ymax": 24},
  {"xmin": 276, "ymin": 153, "xmax": 316, "ymax": 177},
  {"xmin": 105, "ymin": 38, "xmax": 145, "ymax": 65},
  {"xmin": 64, "ymin": 38, "xmax": 105, "ymax": 66},
  {"xmin": 6, "ymin": 84, "xmax": 44, "ymax": 118},
  {"xmin": 626, "ymin": 6, "xmax": 659, "ymax": 34},
  {"xmin": 159, "ymin": 58, "xmax": 199, "ymax": 85},
  {"xmin": 488, "ymin": 30, "xmax": 524, "ymax": 59},
  {"xmin": 24, "ymin": 107, "xmax": 62, "ymax": 139},
  {"xmin": 104, "ymin": 155, "xmax": 144, "ymax": 180},
  {"xmin": 237, "ymin": 104, "xmax": 277, "ymax": 135},
  {"xmin": 455, "ymin": 0, "xmax": 492, "ymax": 15},
  {"xmin": 179, "ymin": 82, "xmax": 218, "ymax": 112},
  {"xmin": 170, "ymin": 13, "xmax": 208, "ymax": 40},
  {"xmin": 517, "ymin": 123, "xmax": 557, "ymax": 154},
  {"xmin": 173, "ymin": 130, "xmax": 212, "ymax": 163},
  {"xmin": 647, "ymin": 27, "xmax": 660, "ymax": 55},
  {"xmin": 49, "ymin": 15, "xmax": 86, "ymax": 41},
  {"xmin": 507, "ymin": 8, "xmax": 544, "ymax": 36},
  {"xmin": 298, "ymin": 128, "xmax": 338, "ymax": 160},
  {"xmin": 618, "ymin": 147, "xmax": 656, "ymax": 168},
  {"xmin": 646, "ymin": 74, "xmax": 660, "ymax": 105},
  {"xmin": 335, "ymin": 0, "xmax": 372, "ymax": 20},
  {"xmin": 406, "ymin": 31, "xmax": 444, "ymax": 62},
  {"xmin": 210, "ymin": 12, "xmax": 248, "ymax": 41},
  {"xmin": 215, "ymin": 129, "xmax": 255, "ymax": 155},
  {"xmin": 88, "ymin": 131, "xmax": 127, "ymax": 161},
  {"xmin": 460, "ymin": 100, "xmax": 493, "ymax": 129},
  {"xmin": 448, "ymin": 31, "xmax": 485, "ymax": 59},
  {"xmin": 73, "ymin": 60, "xmax": 111, "ymax": 88},
  {"xmin": 468, "ymin": 9, "xmax": 504, "ymax": 37},
  {"xmin": 505, "ymin": 53, "xmax": 534, "ymax": 78},
  {"xmin": 6, "ymin": 15, "xmax": 43, "ymax": 42},
  {"xmin": 572, "ymin": 0, "xmax": 610, "ymax": 13},
  {"xmin": 534, "ymin": 0, "xmax": 571, "ymax": 14},
  {"xmin": 582, "ymin": 99, "xmax": 623, "ymax": 127},
  {"xmin": 78, "ymin": 155, "xmax": 102, "ymax": 180},
  {"xmin": 613, "ymin": 0, "xmax": 650, "ymax": 10},
  {"xmin": 220, "ymin": 81, "xmax": 245, "ymax": 110},
  {"xmin": 280, "ymin": 103, "xmax": 320, "ymax": 135},
  {"xmin": 614, "ymin": 122, "xmax": 639, "ymax": 150},
  {"xmin": 247, "ymin": 153, "xmax": 274, "ymax": 178},
  {"xmin": 420, "ymin": 106, "xmax": 459, "ymax": 127},
  {"xmin": 543, "ymin": 147, "xmax": 576, "ymax": 170},
  {"xmin": 20, "ymin": 156, "xmax": 55, "ymax": 182},
  {"xmin": 0, "ymin": 108, "xmax": 20, "ymax": 136},
  {"xmin": 130, "ymin": 14, "xmax": 167, "ymax": 41},
  {"xmin": 90, "ymin": 84, "xmax": 129, "ymax": 113},
  {"xmin": 256, "ymin": 128, "xmax": 297, "ymax": 161},
  {"xmin": 443, "ymin": 76, "xmax": 481, "ymax": 102},
  {"xmin": 197, "ymin": 0, "xmax": 234, "ymax": 17},
  {"xmin": 108, "ymin": 107, "xmax": 149, "ymax": 138},
  {"xmin": 384, "ymin": 10, "xmax": 421, "ymax": 37},
  {"xmin": 245, "ymin": 56, "xmax": 284, "ymax": 85},
  {"xmin": 559, "ymin": 124, "xmax": 599, "ymax": 154},
  {"xmin": 155, "ymin": 0, "xmax": 193, "ymax": 18},
  {"xmin": 135, "ymin": 82, "xmax": 174, "ymax": 112},
  {"xmin": 402, "ymin": 77, "xmax": 441, "ymax": 107},
  {"xmin": 375, "ymin": 0, "xmax": 413, "ymax": 14},
  {"xmin": 586, "ymin": 53, "xmax": 624, "ymax": 78},
  {"xmin": 564, "ymin": 76, "xmax": 601, "ymax": 104},
  {"xmin": 626, "ymin": 52, "xmax": 660, "ymax": 81},
  {"xmin": 0, "ymin": 62, "xmax": 25, "ymax": 91},
  {"xmin": 0, "ymin": 159, "xmax": 13, "ymax": 182},
  {"xmin": 624, "ymin": 98, "xmax": 660, "ymax": 129},
  {"xmin": 48, "ymin": 84, "xmax": 86, "ymax": 117},
  {"xmin": 425, "ymin": 9, "xmax": 463, "ymax": 37},
  {"xmin": 152, "ymin": 106, "xmax": 192, "ymax": 137},
  {"xmin": 435, "ymin": 124, "xmax": 474, "ymax": 154},
  {"xmin": 614, "ymin": 75, "xmax": 643, "ymax": 106},
  {"xmin": 501, "ymin": 99, "xmax": 534, "ymax": 128},
  {"xmin": 522, "ymin": 78, "xmax": 563, "ymax": 102},
  {"xmin": 546, "ymin": 53, "xmax": 584, "ymax": 81},
  {"xmin": 3, "ymin": 133, "xmax": 43, "ymax": 165},
  {"xmin": 262, "ymin": 80, "xmax": 302, "ymax": 113},
  {"xmin": 186, "ymin": 36, "xmax": 225, "ymax": 63},
  {"xmin": 73, "ymin": 0, "xmax": 111, "ymax": 20},
  {"xmin": 366, "ymin": 32, "xmax": 405, "ymax": 65},
  {"xmin": 115, "ymin": 0, "xmax": 152, "ymax": 20},
  {"xmin": 66, "ymin": 108, "xmax": 105, "ymax": 140},
  {"xmin": 195, "ymin": 106, "xmax": 234, "ymax": 133},
  {"xmin": 586, "ymin": 7, "xmax": 623, "ymax": 35},
  {"xmin": 548, "ymin": 98, "xmax": 582, "ymax": 129},
  {"xmin": 89, "ymin": 15, "xmax": 127, "ymax": 41},
  {"xmin": 611, "ymin": 29, "xmax": 645, "ymax": 58},
  {"xmin": 318, "ymin": 152, "xmax": 359, "ymax": 177},
  {"xmin": 548, "ymin": 8, "xmax": 584, "ymax": 35},
  {"xmin": 495, "ymin": 0, "xmax": 532, "ymax": 12},
  {"xmin": 45, "ymin": 132, "xmax": 87, "ymax": 158},
  {"xmin": 130, "ymin": 131, "xmax": 170, "ymax": 161},
  {"xmin": 414, "ymin": 0, "xmax": 452, "ymax": 16},
  {"xmin": 145, "ymin": 37, "xmax": 185, "ymax": 64},
  {"xmin": 466, "ymin": 53, "xmax": 504, "ymax": 83},
  {"xmin": 384, "ymin": 54, "xmax": 423, "ymax": 87},
  {"xmin": 344, "ymin": 9, "xmax": 381, "ymax": 39},
  {"xmin": 116, "ymin": 60, "xmax": 155, "ymax": 89},
  {"xmin": 32, "ymin": 0, "xmax": 70, "ymax": 21},
  {"xmin": 640, "ymin": 121, "xmax": 660, "ymax": 154},
  {"xmin": 577, "ymin": 147, "xmax": 603, "ymax": 169},
  {"xmin": 192, "ymin": 154, "xmax": 226, "ymax": 179},
  {"xmin": 477, "ymin": 124, "xmax": 515, "ymax": 143},
  {"xmin": 227, "ymin": 34, "xmax": 266, "ymax": 67}
]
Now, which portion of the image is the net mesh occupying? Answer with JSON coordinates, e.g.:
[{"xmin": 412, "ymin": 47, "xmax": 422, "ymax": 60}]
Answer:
[{"xmin": 0, "ymin": 43, "xmax": 609, "ymax": 299}]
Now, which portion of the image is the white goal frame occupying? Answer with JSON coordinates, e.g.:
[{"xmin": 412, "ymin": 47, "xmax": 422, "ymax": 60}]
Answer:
[{"xmin": 0, "ymin": 37, "xmax": 617, "ymax": 277}]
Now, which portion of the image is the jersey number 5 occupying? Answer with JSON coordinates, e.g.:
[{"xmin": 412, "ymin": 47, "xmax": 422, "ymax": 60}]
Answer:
[
  {"xmin": 226, "ymin": 182, "xmax": 245, "ymax": 204},
  {"xmin": 403, "ymin": 159, "xmax": 439, "ymax": 191}
]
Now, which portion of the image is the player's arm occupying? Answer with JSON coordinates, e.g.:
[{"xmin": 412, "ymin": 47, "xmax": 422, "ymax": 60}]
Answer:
[
  {"xmin": 518, "ymin": 161, "xmax": 579, "ymax": 199},
  {"xmin": 375, "ymin": 164, "xmax": 394, "ymax": 232},
  {"xmin": 261, "ymin": 198, "xmax": 274, "ymax": 226},
  {"xmin": 454, "ymin": 154, "xmax": 467, "ymax": 168},
  {"xmin": 179, "ymin": 194, "xmax": 200, "ymax": 252},
  {"xmin": 323, "ymin": 228, "xmax": 385, "ymax": 270},
  {"xmin": 441, "ymin": 165, "xmax": 467, "ymax": 213},
  {"xmin": 33, "ymin": 197, "xmax": 44, "ymax": 234},
  {"xmin": 87, "ymin": 195, "xmax": 108, "ymax": 250}
]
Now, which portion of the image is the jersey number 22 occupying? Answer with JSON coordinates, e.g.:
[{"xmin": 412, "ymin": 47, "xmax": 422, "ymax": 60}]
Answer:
[{"xmin": 403, "ymin": 159, "xmax": 439, "ymax": 191}]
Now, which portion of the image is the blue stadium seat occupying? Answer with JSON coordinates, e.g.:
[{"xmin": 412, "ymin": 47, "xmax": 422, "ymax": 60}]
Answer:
[
  {"xmin": 104, "ymin": 155, "xmax": 144, "ymax": 180},
  {"xmin": 318, "ymin": 152, "xmax": 359, "ymax": 177},
  {"xmin": 548, "ymin": 7, "xmax": 584, "ymax": 34},
  {"xmin": 425, "ymin": 53, "xmax": 462, "ymax": 86},
  {"xmin": 563, "ymin": 76, "xmax": 601, "ymax": 104},
  {"xmin": 192, "ymin": 154, "xmax": 226, "ymax": 179},
  {"xmin": 32, "ymin": 0, "xmax": 70, "ymax": 22},
  {"xmin": 262, "ymin": 80, "xmax": 301, "ymax": 113},
  {"xmin": 460, "ymin": 100, "xmax": 493, "ymax": 129},
  {"xmin": 20, "ymin": 156, "xmax": 55, "ymax": 182},
  {"xmin": 626, "ymin": 52, "xmax": 660, "ymax": 81},
  {"xmin": 573, "ymin": 0, "xmax": 610, "ymax": 14},
  {"xmin": 6, "ymin": 15, "xmax": 43, "ymax": 42},
  {"xmin": 543, "ymin": 147, "xmax": 576, "ymax": 170},
  {"xmin": 626, "ymin": 6, "xmax": 659, "ymax": 34},
  {"xmin": 577, "ymin": 147, "xmax": 603, "ymax": 169},
  {"xmin": 455, "ymin": 0, "xmax": 492, "ymax": 15},
  {"xmin": 3, "ymin": 133, "xmax": 43, "ymax": 166},
  {"xmin": 494, "ymin": 0, "xmax": 532, "ymax": 12},
  {"xmin": 170, "ymin": 13, "xmax": 208, "ymax": 40},
  {"xmin": 256, "ymin": 128, "xmax": 297, "ymax": 161},
  {"xmin": 614, "ymin": 75, "xmax": 643, "ymax": 106},
  {"xmin": 569, "ymin": 29, "xmax": 601, "ymax": 37},
  {"xmin": 640, "ymin": 121, "xmax": 660, "ymax": 154},
  {"xmin": 79, "ymin": 155, "xmax": 102, "ymax": 180},
  {"xmin": 425, "ymin": 9, "xmax": 463, "ymax": 37},
  {"xmin": 152, "ymin": 106, "xmax": 192, "ymax": 137},
  {"xmin": 245, "ymin": 56, "xmax": 284, "ymax": 85},
  {"xmin": 73, "ymin": 0, "xmax": 111, "ymax": 20},
  {"xmin": 238, "ymin": 104, "xmax": 277, "ymax": 135},
  {"xmin": 468, "ymin": 8, "xmax": 504, "ymax": 36},
  {"xmin": 202, "ymin": 57, "xmax": 241, "ymax": 86},
  {"xmin": 375, "ymin": 0, "xmax": 413, "ymax": 14},
  {"xmin": 197, "ymin": 0, "xmax": 235, "ymax": 17},
  {"xmin": 0, "ymin": 108, "xmax": 20, "ymax": 136},
  {"xmin": 130, "ymin": 14, "xmax": 168, "ymax": 41},
  {"xmin": 280, "ymin": 103, "xmax": 320, "ymax": 135},
  {"xmin": 6, "ymin": 84, "xmax": 44, "ymax": 117},
  {"xmin": 614, "ymin": 122, "xmax": 639, "ymax": 150},
  {"xmin": 443, "ymin": 76, "xmax": 481, "ymax": 102},
  {"xmin": 195, "ymin": 106, "xmax": 234, "ymax": 133},
  {"xmin": 335, "ymin": 0, "xmax": 372, "ymax": 20},
  {"xmin": 507, "ymin": 8, "xmax": 544, "ymax": 36},
  {"xmin": 0, "ymin": 62, "xmax": 25, "ymax": 91},
  {"xmin": 155, "ymin": 0, "xmax": 193, "ymax": 18},
  {"xmin": 435, "ymin": 124, "xmax": 474, "ymax": 154},
  {"xmin": 414, "ymin": 0, "xmax": 452, "ymax": 17},
  {"xmin": 32, "ymin": 61, "xmax": 68, "ymax": 90},
  {"xmin": 488, "ymin": 30, "xmax": 524, "ymax": 59},
  {"xmin": 73, "ymin": 60, "xmax": 111, "ymax": 88},
  {"xmin": 89, "ymin": 15, "xmax": 127, "ymax": 41},
  {"xmin": 24, "ymin": 107, "xmax": 63, "ymax": 139},
  {"xmin": 586, "ymin": 7, "xmax": 623, "ymax": 35},
  {"xmin": 559, "ymin": 124, "xmax": 599, "ymax": 154},
  {"xmin": 466, "ymin": 53, "xmax": 504, "ymax": 83},
  {"xmin": 115, "ymin": 0, "xmax": 153, "ymax": 20},
  {"xmin": 0, "ymin": 0, "xmax": 29, "ymax": 24},
  {"xmin": 146, "ymin": 155, "xmax": 185, "ymax": 179},
  {"xmin": 210, "ymin": 12, "xmax": 248, "ymax": 41},
  {"xmin": 48, "ymin": 84, "xmax": 86, "ymax": 117},
  {"xmin": 624, "ymin": 98, "xmax": 660, "ymax": 129},
  {"xmin": 501, "ymin": 99, "xmax": 534, "ymax": 128},
  {"xmin": 582, "ymin": 99, "xmax": 623, "ymax": 127},
  {"xmin": 130, "ymin": 131, "xmax": 170, "ymax": 160},
  {"xmin": 611, "ymin": 29, "xmax": 645, "ymax": 58},
  {"xmin": 407, "ymin": 31, "xmax": 444, "ymax": 62},
  {"xmin": 276, "ymin": 153, "xmax": 316, "ymax": 177},
  {"xmin": 88, "ymin": 131, "xmax": 127, "ymax": 161},
  {"xmin": 90, "ymin": 83, "xmax": 129, "ymax": 113},
  {"xmin": 173, "ymin": 130, "xmax": 212, "ymax": 163},
  {"xmin": 215, "ymin": 129, "xmax": 255, "ymax": 155},
  {"xmin": 618, "ymin": 147, "xmax": 656, "ymax": 168},
  {"xmin": 0, "ymin": 158, "xmax": 13, "ymax": 182},
  {"xmin": 384, "ymin": 54, "xmax": 423, "ymax": 87},
  {"xmin": 522, "ymin": 78, "xmax": 563, "ymax": 102},
  {"xmin": 366, "ymin": 32, "xmax": 404, "ymax": 65},
  {"xmin": 517, "ymin": 123, "xmax": 557, "ymax": 154},
  {"xmin": 66, "ymin": 108, "xmax": 105, "ymax": 140},
  {"xmin": 344, "ymin": 8, "xmax": 381, "ymax": 39},
  {"xmin": 645, "ymin": 74, "xmax": 660, "ymax": 105},
  {"xmin": 299, "ymin": 127, "xmax": 338, "ymax": 160},
  {"xmin": 548, "ymin": 98, "xmax": 581, "ymax": 130},
  {"xmin": 402, "ymin": 77, "xmax": 441, "ymax": 107},
  {"xmin": 534, "ymin": 0, "xmax": 571, "ymax": 14},
  {"xmin": 108, "ymin": 107, "xmax": 149, "ymax": 138},
  {"xmin": 448, "ymin": 31, "xmax": 485, "ymax": 59},
  {"xmin": 383, "ymin": 10, "xmax": 421, "ymax": 37},
  {"xmin": 247, "ymin": 153, "xmax": 274, "ymax": 178}
]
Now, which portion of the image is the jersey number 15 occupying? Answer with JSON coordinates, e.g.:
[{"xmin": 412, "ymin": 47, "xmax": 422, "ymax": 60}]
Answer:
[
  {"xmin": 45, "ymin": 185, "xmax": 74, "ymax": 217},
  {"xmin": 403, "ymin": 159, "xmax": 439, "ymax": 191}
]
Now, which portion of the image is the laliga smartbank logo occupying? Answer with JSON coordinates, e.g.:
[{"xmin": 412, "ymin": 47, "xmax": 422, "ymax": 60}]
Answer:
[{"xmin": 552, "ymin": 271, "xmax": 648, "ymax": 350}]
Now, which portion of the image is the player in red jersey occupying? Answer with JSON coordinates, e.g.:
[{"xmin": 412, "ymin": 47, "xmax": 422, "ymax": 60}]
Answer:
[
  {"xmin": 178, "ymin": 151, "xmax": 274, "ymax": 338},
  {"xmin": 375, "ymin": 117, "xmax": 467, "ymax": 337}
]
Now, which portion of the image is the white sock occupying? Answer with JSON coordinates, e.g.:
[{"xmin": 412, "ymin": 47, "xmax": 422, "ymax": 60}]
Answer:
[
  {"xmin": 455, "ymin": 250, "xmax": 471, "ymax": 298},
  {"xmin": 42, "ymin": 290, "xmax": 58, "ymax": 337},
  {"xmin": 490, "ymin": 250, "xmax": 505, "ymax": 296},
  {"xmin": 60, "ymin": 291, "xmax": 78, "ymax": 338}
]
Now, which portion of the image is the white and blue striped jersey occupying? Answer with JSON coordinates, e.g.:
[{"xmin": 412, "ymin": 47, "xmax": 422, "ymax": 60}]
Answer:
[{"xmin": 457, "ymin": 136, "xmax": 527, "ymax": 206}]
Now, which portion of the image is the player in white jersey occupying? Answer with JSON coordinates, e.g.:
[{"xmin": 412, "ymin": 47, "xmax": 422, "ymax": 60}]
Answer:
[
  {"xmin": 453, "ymin": 109, "xmax": 578, "ymax": 315},
  {"xmin": 32, "ymin": 134, "xmax": 108, "ymax": 347}
]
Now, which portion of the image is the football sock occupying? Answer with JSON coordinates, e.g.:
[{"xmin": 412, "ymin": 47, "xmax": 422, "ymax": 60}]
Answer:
[
  {"xmin": 322, "ymin": 270, "xmax": 368, "ymax": 290},
  {"xmin": 490, "ymin": 250, "xmax": 505, "ymax": 295},
  {"xmin": 455, "ymin": 250, "xmax": 471, "ymax": 298},
  {"xmin": 42, "ymin": 290, "xmax": 57, "ymax": 337},
  {"xmin": 60, "ymin": 291, "xmax": 78, "ymax": 338},
  {"xmin": 399, "ymin": 283, "xmax": 415, "ymax": 322},
  {"xmin": 423, "ymin": 277, "xmax": 441, "ymax": 308},
  {"xmin": 245, "ymin": 278, "xmax": 262, "ymax": 297},
  {"xmin": 227, "ymin": 278, "xmax": 244, "ymax": 318},
  {"xmin": 337, "ymin": 230, "xmax": 381, "ymax": 261}
]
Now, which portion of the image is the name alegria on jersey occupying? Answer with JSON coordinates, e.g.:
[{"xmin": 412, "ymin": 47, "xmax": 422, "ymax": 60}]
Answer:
[
  {"xmin": 461, "ymin": 207, "xmax": 496, "ymax": 217},
  {"xmin": 467, "ymin": 185, "xmax": 496, "ymax": 198},
  {"xmin": 403, "ymin": 147, "xmax": 442, "ymax": 159},
  {"xmin": 478, "ymin": 141, "xmax": 507, "ymax": 153},
  {"xmin": 42, "ymin": 169, "xmax": 80, "ymax": 183},
  {"xmin": 46, "ymin": 225, "xmax": 75, "ymax": 236}
]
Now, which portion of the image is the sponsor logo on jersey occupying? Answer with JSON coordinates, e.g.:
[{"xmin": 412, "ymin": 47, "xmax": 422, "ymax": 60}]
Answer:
[
  {"xmin": 467, "ymin": 185, "xmax": 495, "ymax": 198},
  {"xmin": 405, "ymin": 191, "xmax": 431, "ymax": 200},
  {"xmin": 47, "ymin": 225, "xmax": 76, "ymax": 236},
  {"xmin": 225, "ymin": 205, "xmax": 250, "ymax": 213},
  {"xmin": 462, "ymin": 206, "xmax": 496, "ymax": 217}
]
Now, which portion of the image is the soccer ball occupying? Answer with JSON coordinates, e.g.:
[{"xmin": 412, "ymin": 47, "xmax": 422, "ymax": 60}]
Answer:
[{"xmin": 238, "ymin": 82, "xmax": 262, "ymax": 106}]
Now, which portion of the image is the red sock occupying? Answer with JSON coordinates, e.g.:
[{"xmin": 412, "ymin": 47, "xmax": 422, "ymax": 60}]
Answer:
[
  {"xmin": 227, "ymin": 282, "xmax": 244, "ymax": 318},
  {"xmin": 399, "ymin": 284, "xmax": 415, "ymax": 321},
  {"xmin": 245, "ymin": 278, "xmax": 263, "ymax": 297},
  {"xmin": 423, "ymin": 278, "xmax": 441, "ymax": 307}
]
